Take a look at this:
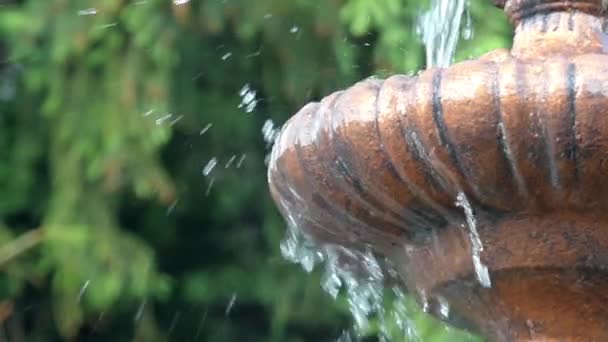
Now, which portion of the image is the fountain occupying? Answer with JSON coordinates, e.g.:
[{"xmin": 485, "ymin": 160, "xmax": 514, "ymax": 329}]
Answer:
[{"xmin": 268, "ymin": 0, "xmax": 608, "ymax": 340}]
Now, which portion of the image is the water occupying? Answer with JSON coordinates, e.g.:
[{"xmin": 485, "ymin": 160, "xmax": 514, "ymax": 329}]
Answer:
[
  {"xmin": 238, "ymin": 84, "xmax": 258, "ymax": 113},
  {"xmin": 262, "ymin": 119, "xmax": 281, "ymax": 146},
  {"xmin": 202, "ymin": 158, "xmax": 218, "ymax": 176},
  {"xmin": 77, "ymin": 280, "xmax": 91, "ymax": 302},
  {"xmin": 134, "ymin": 300, "xmax": 146, "ymax": 322},
  {"xmin": 417, "ymin": 0, "xmax": 472, "ymax": 68},
  {"xmin": 199, "ymin": 123, "xmax": 213, "ymax": 135},
  {"xmin": 455, "ymin": 192, "xmax": 491, "ymax": 288},
  {"xmin": 225, "ymin": 293, "xmax": 237, "ymax": 316},
  {"xmin": 77, "ymin": 8, "xmax": 97, "ymax": 16},
  {"xmin": 280, "ymin": 225, "xmax": 416, "ymax": 339}
]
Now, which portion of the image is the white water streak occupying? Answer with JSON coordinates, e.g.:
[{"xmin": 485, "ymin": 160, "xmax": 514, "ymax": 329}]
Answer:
[
  {"xmin": 455, "ymin": 192, "xmax": 491, "ymax": 288},
  {"xmin": 418, "ymin": 0, "xmax": 470, "ymax": 68}
]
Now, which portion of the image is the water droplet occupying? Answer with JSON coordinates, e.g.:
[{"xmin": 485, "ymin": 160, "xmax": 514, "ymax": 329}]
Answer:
[
  {"xmin": 173, "ymin": 0, "xmax": 190, "ymax": 5},
  {"xmin": 205, "ymin": 177, "xmax": 215, "ymax": 196},
  {"xmin": 134, "ymin": 300, "xmax": 146, "ymax": 322},
  {"xmin": 225, "ymin": 293, "xmax": 237, "ymax": 316},
  {"xmin": 225, "ymin": 155, "xmax": 236, "ymax": 168},
  {"xmin": 200, "ymin": 123, "xmax": 213, "ymax": 135},
  {"xmin": 238, "ymin": 84, "xmax": 258, "ymax": 113},
  {"xmin": 168, "ymin": 311, "xmax": 181, "ymax": 335},
  {"xmin": 221, "ymin": 52, "xmax": 232, "ymax": 60},
  {"xmin": 236, "ymin": 154, "xmax": 247, "ymax": 168},
  {"xmin": 98, "ymin": 22, "xmax": 118, "ymax": 29},
  {"xmin": 262, "ymin": 119, "xmax": 280, "ymax": 146},
  {"xmin": 169, "ymin": 115, "xmax": 183, "ymax": 126},
  {"xmin": 202, "ymin": 158, "xmax": 218, "ymax": 176},
  {"xmin": 77, "ymin": 280, "xmax": 90, "ymax": 302},
  {"xmin": 166, "ymin": 199, "xmax": 178, "ymax": 216},
  {"xmin": 156, "ymin": 113, "xmax": 173, "ymax": 125},
  {"xmin": 290, "ymin": 26, "xmax": 299, "ymax": 34},
  {"xmin": 143, "ymin": 109, "xmax": 155, "ymax": 117},
  {"xmin": 194, "ymin": 309, "xmax": 208, "ymax": 339},
  {"xmin": 78, "ymin": 8, "xmax": 97, "ymax": 16}
]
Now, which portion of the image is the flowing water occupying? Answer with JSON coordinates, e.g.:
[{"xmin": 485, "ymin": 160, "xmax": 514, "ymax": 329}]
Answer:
[
  {"xmin": 280, "ymin": 224, "xmax": 421, "ymax": 340},
  {"xmin": 278, "ymin": 0, "xmax": 481, "ymax": 340},
  {"xmin": 455, "ymin": 192, "xmax": 491, "ymax": 288},
  {"xmin": 417, "ymin": 0, "xmax": 472, "ymax": 68}
]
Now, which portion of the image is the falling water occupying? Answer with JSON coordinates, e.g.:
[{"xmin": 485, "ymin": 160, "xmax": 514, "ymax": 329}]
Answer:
[
  {"xmin": 280, "ymin": 224, "xmax": 422, "ymax": 340},
  {"xmin": 418, "ymin": 0, "xmax": 472, "ymax": 68},
  {"xmin": 455, "ymin": 192, "xmax": 491, "ymax": 288},
  {"xmin": 282, "ymin": 226, "xmax": 384, "ymax": 334}
]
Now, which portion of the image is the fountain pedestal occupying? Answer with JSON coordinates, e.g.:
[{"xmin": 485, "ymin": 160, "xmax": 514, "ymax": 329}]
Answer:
[
  {"xmin": 268, "ymin": 1, "xmax": 608, "ymax": 341},
  {"xmin": 394, "ymin": 213, "xmax": 608, "ymax": 341}
]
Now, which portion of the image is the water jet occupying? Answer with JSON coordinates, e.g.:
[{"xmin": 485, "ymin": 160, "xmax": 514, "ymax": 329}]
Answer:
[{"xmin": 268, "ymin": 0, "xmax": 608, "ymax": 340}]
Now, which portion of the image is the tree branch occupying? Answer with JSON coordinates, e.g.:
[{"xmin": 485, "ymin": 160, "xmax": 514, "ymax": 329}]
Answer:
[{"xmin": 0, "ymin": 228, "xmax": 44, "ymax": 268}]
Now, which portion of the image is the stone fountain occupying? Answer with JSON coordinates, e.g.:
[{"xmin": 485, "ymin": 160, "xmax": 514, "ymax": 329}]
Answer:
[{"xmin": 268, "ymin": 0, "xmax": 608, "ymax": 340}]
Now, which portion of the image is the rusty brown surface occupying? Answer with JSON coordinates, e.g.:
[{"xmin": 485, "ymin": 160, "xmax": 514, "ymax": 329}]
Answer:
[
  {"xmin": 501, "ymin": 0, "xmax": 606, "ymax": 24},
  {"xmin": 268, "ymin": 1, "xmax": 608, "ymax": 341},
  {"xmin": 443, "ymin": 268, "xmax": 608, "ymax": 341}
]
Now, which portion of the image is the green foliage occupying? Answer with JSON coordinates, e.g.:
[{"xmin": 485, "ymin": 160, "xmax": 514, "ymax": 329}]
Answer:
[{"xmin": 0, "ymin": 0, "xmax": 510, "ymax": 340}]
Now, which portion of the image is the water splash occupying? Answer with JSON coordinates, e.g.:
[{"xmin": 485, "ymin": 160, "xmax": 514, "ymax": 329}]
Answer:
[
  {"xmin": 326, "ymin": 246, "xmax": 384, "ymax": 332},
  {"xmin": 455, "ymin": 192, "xmax": 491, "ymax": 288},
  {"xmin": 437, "ymin": 295, "xmax": 450, "ymax": 319},
  {"xmin": 391, "ymin": 288, "xmax": 421, "ymax": 341},
  {"xmin": 280, "ymin": 224, "xmax": 324, "ymax": 273},
  {"xmin": 262, "ymin": 119, "xmax": 281, "ymax": 146},
  {"xmin": 280, "ymin": 224, "xmax": 417, "ymax": 339},
  {"xmin": 336, "ymin": 330, "xmax": 354, "ymax": 342},
  {"xmin": 417, "ymin": 0, "xmax": 472, "ymax": 68},
  {"xmin": 239, "ymin": 84, "xmax": 258, "ymax": 113}
]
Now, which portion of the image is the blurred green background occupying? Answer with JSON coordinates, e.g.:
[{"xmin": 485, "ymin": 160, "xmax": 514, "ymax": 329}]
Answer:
[{"xmin": 0, "ymin": 0, "xmax": 511, "ymax": 341}]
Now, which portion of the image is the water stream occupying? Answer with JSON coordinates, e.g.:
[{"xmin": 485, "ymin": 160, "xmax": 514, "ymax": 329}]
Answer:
[
  {"xmin": 455, "ymin": 192, "xmax": 491, "ymax": 288},
  {"xmin": 417, "ymin": 0, "xmax": 472, "ymax": 68}
]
